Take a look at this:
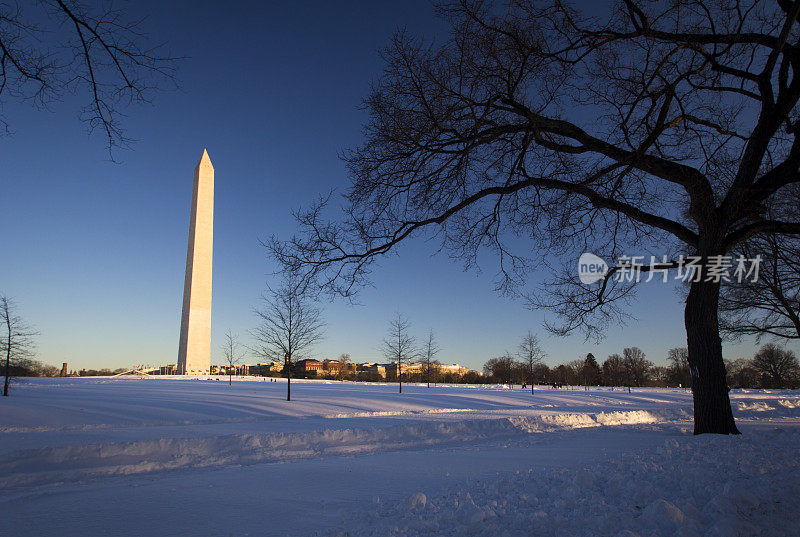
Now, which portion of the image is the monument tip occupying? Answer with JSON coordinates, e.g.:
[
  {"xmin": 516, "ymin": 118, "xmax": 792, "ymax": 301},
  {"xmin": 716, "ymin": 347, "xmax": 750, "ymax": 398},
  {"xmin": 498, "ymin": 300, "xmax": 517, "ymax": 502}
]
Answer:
[{"xmin": 198, "ymin": 148, "xmax": 213, "ymax": 168}]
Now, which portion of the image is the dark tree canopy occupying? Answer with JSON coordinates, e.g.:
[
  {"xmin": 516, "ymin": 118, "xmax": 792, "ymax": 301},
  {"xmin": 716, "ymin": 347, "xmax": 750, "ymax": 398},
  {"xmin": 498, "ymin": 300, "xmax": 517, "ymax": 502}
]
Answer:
[
  {"xmin": 622, "ymin": 347, "xmax": 653, "ymax": 387},
  {"xmin": 583, "ymin": 353, "xmax": 602, "ymax": 385},
  {"xmin": 667, "ymin": 347, "xmax": 692, "ymax": 387},
  {"xmin": 270, "ymin": 0, "xmax": 800, "ymax": 434},
  {"xmin": 602, "ymin": 354, "xmax": 627, "ymax": 386},
  {"xmin": 484, "ymin": 355, "xmax": 522, "ymax": 384},
  {"xmin": 752, "ymin": 342, "xmax": 800, "ymax": 386}
]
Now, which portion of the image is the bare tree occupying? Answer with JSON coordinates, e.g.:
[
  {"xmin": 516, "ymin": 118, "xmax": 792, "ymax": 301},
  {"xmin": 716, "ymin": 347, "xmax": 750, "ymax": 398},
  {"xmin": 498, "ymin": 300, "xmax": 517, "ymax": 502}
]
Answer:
[
  {"xmin": 337, "ymin": 353, "xmax": 352, "ymax": 380},
  {"xmin": 221, "ymin": 330, "xmax": 244, "ymax": 386},
  {"xmin": 424, "ymin": 360, "xmax": 443, "ymax": 386},
  {"xmin": 720, "ymin": 233, "xmax": 800, "ymax": 341},
  {"xmin": 726, "ymin": 357, "xmax": 761, "ymax": 388},
  {"xmin": 567, "ymin": 359, "xmax": 586, "ymax": 385},
  {"xmin": 752, "ymin": 343, "xmax": 800, "ymax": 388},
  {"xmin": 667, "ymin": 347, "xmax": 692, "ymax": 388},
  {"xmin": 252, "ymin": 277, "xmax": 326, "ymax": 401},
  {"xmin": 423, "ymin": 329, "xmax": 440, "ymax": 388},
  {"xmin": 483, "ymin": 355, "xmax": 520, "ymax": 384},
  {"xmin": 1, "ymin": 296, "xmax": 38, "ymax": 396},
  {"xmin": 623, "ymin": 347, "xmax": 653, "ymax": 388},
  {"xmin": 518, "ymin": 331, "xmax": 546, "ymax": 394},
  {"xmin": 269, "ymin": 1, "xmax": 800, "ymax": 434},
  {"xmin": 381, "ymin": 313, "xmax": 418, "ymax": 393},
  {"xmin": 602, "ymin": 354, "xmax": 626, "ymax": 387},
  {"xmin": 0, "ymin": 0, "xmax": 178, "ymax": 154},
  {"xmin": 552, "ymin": 363, "xmax": 576, "ymax": 386}
]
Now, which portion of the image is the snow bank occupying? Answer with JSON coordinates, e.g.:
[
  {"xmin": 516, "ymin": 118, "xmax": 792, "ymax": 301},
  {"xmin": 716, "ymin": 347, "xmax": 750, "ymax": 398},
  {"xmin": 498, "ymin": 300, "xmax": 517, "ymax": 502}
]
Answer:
[
  {"xmin": 325, "ymin": 408, "xmax": 477, "ymax": 419},
  {"xmin": 0, "ymin": 411, "xmax": 659, "ymax": 489},
  {"xmin": 733, "ymin": 396, "xmax": 800, "ymax": 418},
  {"xmin": 332, "ymin": 428, "xmax": 800, "ymax": 537},
  {"xmin": 737, "ymin": 401, "xmax": 775, "ymax": 412}
]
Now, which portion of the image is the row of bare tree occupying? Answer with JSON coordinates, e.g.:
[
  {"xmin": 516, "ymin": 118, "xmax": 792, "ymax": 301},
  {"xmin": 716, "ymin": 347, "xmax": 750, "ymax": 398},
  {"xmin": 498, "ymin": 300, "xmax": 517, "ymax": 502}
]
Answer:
[
  {"xmin": 483, "ymin": 344, "xmax": 799, "ymax": 390},
  {"xmin": 726, "ymin": 344, "xmax": 800, "ymax": 389},
  {"xmin": 0, "ymin": 358, "xmax": 57, "ymax": 379},
  {"xmin": 380, "ymin": 313, "xmax": 441, "ymax": 393},
  {"xmin": 480, "ymin": 332, "xmax": 548, "ymax": 393}
]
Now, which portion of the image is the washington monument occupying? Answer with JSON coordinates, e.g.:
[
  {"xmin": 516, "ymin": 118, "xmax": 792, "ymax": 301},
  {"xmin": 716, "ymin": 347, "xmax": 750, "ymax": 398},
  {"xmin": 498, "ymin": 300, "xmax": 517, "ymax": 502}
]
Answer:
[{"xmin": 177, "ymin": 150, "xmax": 214, "ymax": 375}]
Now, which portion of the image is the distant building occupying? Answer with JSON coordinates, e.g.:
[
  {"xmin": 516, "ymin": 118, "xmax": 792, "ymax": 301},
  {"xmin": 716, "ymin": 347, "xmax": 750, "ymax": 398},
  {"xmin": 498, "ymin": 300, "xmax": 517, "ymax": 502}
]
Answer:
[
  {"xmin": 357, "ymin": 363, "xmax": 387, "ymax": 378},
  {"xmin": 438, "ymin": 364, "xmax": 471, "ymax": 376},
  {"xmin": 217, "ymin": 364, "xmax": 250, "ymax": 376},
  {"xmin": 151, "ymin": 358, "xmax": 472, "ymax": 381},
  {"xmin": 60, "ymin": 363, "xmax": 68, "ymax": 377},
  {"xmin": 294, "ymin": 359, "xmax": 323, "ymax": 376},
  {"xmin": 322, "ymin": 359, "xmax": 356, "ymax": 377},
  {"xmin": 403, "ymin": 362, "xmax": 424, "ymax": 375},
  {"xmin": 246, "ymin": 362, "xmax": 284, "ymax": 376},
  {"xmin": 384, "ymin": 361, "xmax": 472, "ymax": 380},
  {"xmin": 159, "ymin": 364, "xmax": 178, "ymax": 375}
]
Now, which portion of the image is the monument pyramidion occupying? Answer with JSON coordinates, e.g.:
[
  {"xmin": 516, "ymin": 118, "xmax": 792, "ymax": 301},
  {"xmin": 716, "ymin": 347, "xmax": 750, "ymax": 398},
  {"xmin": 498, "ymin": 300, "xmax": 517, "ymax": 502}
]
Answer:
[{"xmin": 177, "ymin": 150, "xmax": 214, "ymax": 375}]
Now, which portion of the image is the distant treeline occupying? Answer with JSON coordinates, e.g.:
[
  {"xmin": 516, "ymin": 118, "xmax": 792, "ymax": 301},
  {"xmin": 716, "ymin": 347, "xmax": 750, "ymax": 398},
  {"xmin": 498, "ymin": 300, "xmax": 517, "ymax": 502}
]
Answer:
[
  {"xmin": 259, "ymin": 367, "xmax": 484, "ymax": 385},
  {"xmin": 7, "ymin": 343, "xmax": 798, "ymax": 390},
  {"xmin": 482, "ymin": 345, "xmax": 800, "ymax": 390},
  {"xmin": 1, "ymin": 359, "xmax": 60, "ymax": 378},
  {"xmin": 0, "ymin": 360, "xmax": 128, "ymax": 378}
]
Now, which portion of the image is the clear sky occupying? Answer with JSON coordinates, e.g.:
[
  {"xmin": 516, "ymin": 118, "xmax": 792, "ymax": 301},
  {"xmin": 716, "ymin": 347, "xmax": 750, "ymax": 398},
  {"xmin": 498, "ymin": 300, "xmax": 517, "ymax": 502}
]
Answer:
[{"xmin": 1, "ymin": 1, "xmax": 796, "ymax": 372}]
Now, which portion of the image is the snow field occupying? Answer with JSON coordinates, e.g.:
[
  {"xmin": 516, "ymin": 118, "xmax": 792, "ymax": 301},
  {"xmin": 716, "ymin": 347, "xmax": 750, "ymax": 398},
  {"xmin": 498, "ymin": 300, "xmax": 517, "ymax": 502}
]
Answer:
[
  {"xmin": 333, "ymin": 428, "xmax": 800, "ymax": 537},
  {"xmin": 1, "ymin": 377, "xmax": 799, "ymax": 536}
]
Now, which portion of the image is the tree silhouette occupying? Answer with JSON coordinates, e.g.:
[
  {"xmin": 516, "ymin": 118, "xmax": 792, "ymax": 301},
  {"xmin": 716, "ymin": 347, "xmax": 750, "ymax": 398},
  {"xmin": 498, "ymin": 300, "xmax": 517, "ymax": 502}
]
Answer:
[
  {"xmin": 0, "ymin": 0, "xmax": 178, "ymax": 155},
  {"xmin": 1, "ymin": 296, "xmax": 38, "ymax": 396},
  {"xmin": 382, "ymin": 313, "xmax": 418, "ymax": 393},
  {"xmin": 252, "ymin": 276, "xmax": 325, "ymax": 401},
  {"xmin": 270, "ymin": 0, "xmax": 800, "ymax": 434}
]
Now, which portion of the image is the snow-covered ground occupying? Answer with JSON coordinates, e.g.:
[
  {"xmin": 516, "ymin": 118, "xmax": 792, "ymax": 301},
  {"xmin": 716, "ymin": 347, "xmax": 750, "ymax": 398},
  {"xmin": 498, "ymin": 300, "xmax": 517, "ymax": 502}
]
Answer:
[{"xmin": 1, "ymin": 377, "xmax": 798, "ymax": 536}]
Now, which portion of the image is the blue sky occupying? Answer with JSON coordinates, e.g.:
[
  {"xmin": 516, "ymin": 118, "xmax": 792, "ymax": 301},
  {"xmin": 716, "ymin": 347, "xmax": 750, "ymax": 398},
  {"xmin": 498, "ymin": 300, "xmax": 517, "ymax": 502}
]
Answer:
[{"xmin": 0, "ymin": 0, "xmax": 794, "ymax": 372}]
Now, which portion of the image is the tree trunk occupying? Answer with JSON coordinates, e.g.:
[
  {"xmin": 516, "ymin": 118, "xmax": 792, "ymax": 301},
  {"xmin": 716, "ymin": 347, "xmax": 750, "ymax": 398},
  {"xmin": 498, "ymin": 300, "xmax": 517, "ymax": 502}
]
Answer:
[
  {"xmin": 3, "ymin": 329, "xmax": 10, "ymax": 397},
  {"xmin": 685, "ymin": 279, "xmax": 740, "ymax": 435},
  {"xmin": 530, "ymin": 366, "xmax": 534, "ymax": 395},
  {"xmin": 3, "ymin": 356, "xmax": 9, "ymax": 396}
]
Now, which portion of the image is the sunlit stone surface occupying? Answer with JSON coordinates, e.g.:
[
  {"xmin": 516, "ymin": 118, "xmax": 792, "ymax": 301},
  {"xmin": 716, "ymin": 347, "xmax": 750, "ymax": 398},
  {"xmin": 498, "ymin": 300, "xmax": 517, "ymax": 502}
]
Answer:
[{"xmin": 177, "ymin": 150, "xmax": 214, "ymax": 375}]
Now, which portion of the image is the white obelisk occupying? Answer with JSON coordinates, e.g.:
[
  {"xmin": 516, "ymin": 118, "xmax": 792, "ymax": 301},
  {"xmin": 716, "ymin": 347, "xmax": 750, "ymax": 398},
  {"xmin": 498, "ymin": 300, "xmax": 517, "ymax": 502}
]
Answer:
[{"xmin": 177, "ymin": 149, "xmax": 214, "ymax": 375}]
